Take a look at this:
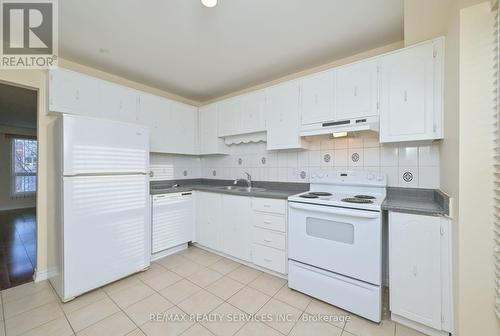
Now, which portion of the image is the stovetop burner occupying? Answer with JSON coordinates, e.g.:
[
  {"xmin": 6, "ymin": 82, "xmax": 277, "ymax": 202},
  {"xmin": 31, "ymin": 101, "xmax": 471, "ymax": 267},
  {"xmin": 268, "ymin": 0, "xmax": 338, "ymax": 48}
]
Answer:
[
  {"xmin": 299, "ymin": 194, "xmax": 319, "ymax": 199},
  {"xmin": 309, "ymin": 192, "xmax": 332, "ymax": 196},
  {"xmin": 354, "ymin": 195, "xmax": 376, "ymax": 200},
  {"xmin": 341, "ymin": 198, "xmax": 374, "ymax": 204}
]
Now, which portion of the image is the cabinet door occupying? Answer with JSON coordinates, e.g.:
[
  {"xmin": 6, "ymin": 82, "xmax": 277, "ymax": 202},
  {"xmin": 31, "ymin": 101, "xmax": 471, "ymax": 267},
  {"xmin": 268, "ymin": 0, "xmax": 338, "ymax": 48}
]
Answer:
[
  {"xmin": 389, "ymin": 212, "xmax": 442, "ymax": 329},
  {"xmin": 300, "ymin": 70, "xmax": 335, "ymax": 125},
  {"xmin": 218, "ymin": 97, "xmax": 242, "ymax": 137},
  {"xmin": 171, "ymin": 102, "xmax": 198, "ymax": 154},
  {"xmin": 266, "ymin": 81, "xmax": 304, "ymax": 150},
  {"xmin": 99, "ymin": 81, "xmax": 139, "ymax": 123},
  {"xmin": 49, "ymin": 68, "xmax": 99, "ymax": 116},
  {"xmin": 199, "ymin": 104, "xmax": 226, "ymax": 155},
  {"xmin": 335, "ymin": 59, "xmax": 378, "ymax": 120},
  {"xmin": 221, "ymin": 195, "xmax": 252, "ymax": 262},
  {"xmin": 137, "ymin": 94, "xmax": 172, "ymax": 153},
  {"xmin": 241, "ymin": 90, "xmax": 266, "ymax": 133},
  {"xmin": 195, "ymin": 192, "xmax": 222, "ymax": 250},
  {"xmin": 379, "ymin": 42, "xmax": 437, "ymax": 143}
]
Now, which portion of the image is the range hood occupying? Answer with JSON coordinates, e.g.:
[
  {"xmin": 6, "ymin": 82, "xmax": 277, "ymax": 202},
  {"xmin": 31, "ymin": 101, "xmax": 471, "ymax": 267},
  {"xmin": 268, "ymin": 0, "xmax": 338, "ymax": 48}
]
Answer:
[{"xmin": 300, "ymin": 116, "xmax": 379, "ymax": 137}]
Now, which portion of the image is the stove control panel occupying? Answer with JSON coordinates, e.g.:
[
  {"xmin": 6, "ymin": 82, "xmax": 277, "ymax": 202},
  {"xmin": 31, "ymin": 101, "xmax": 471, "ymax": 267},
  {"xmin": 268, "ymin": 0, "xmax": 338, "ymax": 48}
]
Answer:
[{"xmin": 309, "ymin": 170, "xmax": 387, "ymax": 186}]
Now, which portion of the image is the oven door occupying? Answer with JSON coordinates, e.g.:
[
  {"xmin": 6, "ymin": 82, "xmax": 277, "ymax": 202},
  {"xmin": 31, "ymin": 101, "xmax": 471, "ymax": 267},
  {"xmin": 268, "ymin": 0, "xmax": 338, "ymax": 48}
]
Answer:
[{"xmin": 288, "ymin": 202, "xmax": 381, "ymax": 285}]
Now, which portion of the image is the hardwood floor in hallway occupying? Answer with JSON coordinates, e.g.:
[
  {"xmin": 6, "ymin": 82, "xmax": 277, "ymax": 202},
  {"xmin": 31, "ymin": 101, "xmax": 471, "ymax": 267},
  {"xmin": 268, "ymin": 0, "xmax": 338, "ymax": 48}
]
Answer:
[{"xmin": 0, "ymin": 207, "xmax": 36, "ymax": 290}]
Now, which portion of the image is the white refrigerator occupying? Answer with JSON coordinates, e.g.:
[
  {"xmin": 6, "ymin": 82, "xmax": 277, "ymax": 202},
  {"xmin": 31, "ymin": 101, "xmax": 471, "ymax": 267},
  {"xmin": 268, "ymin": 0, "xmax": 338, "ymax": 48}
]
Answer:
[{"xmin": 50, "ymin": 114, "xmax": 151, "ymax": 302}]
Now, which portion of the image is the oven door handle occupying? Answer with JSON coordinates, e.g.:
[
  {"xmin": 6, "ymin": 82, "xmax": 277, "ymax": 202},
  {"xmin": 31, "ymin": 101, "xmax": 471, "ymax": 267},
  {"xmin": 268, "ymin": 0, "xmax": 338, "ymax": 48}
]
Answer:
[{"xmin": 289, "ymin": 202, "xmax": 379, "ymax": 219}]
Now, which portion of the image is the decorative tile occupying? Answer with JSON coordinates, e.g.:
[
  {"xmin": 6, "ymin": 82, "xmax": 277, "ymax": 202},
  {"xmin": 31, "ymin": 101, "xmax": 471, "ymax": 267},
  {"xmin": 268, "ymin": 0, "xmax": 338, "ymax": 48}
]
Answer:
[
  {"xmin": 398, "ymin": 167, "xmax": 419, "ymax": 188},
  {"xmin": 348, "ymin": 149, "xmax": 363, "ymax": 167}
]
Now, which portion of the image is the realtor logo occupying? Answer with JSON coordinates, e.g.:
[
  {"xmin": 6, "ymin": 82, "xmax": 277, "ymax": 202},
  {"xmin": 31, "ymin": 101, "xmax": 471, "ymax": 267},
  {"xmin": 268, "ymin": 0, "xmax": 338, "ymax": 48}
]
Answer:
[{"xmin": 1, "ymin": 0, "xmax": 58, "ymax": 68}]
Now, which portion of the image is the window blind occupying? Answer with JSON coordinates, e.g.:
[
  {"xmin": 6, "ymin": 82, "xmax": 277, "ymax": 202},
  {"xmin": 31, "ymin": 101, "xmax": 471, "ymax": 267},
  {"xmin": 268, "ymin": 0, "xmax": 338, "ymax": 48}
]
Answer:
[{"xmin": 493, "ymin": 0, "xmax": 500, "ymax": 320}]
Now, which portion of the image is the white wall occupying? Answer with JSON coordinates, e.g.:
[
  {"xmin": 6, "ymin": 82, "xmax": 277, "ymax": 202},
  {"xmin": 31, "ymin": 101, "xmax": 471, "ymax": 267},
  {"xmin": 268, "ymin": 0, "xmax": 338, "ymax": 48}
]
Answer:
[
  {"xmin": 457, "ymin": 2, "xmax": 500, "ymax": 335},
  {"xmin": 0, "ymin": 126, "xmax": 37, "ymax": 210}
]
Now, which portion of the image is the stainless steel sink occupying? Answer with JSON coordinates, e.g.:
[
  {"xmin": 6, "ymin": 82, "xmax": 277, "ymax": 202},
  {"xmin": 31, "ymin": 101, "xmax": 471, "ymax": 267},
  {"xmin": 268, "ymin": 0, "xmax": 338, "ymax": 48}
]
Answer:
[
  {"xmin": 216, "ymin": 186, "xmax": 266, "ymax": 192},
  {"xmin": 216, "ymin": 186, "xmax": 240, "ymax": 191}
]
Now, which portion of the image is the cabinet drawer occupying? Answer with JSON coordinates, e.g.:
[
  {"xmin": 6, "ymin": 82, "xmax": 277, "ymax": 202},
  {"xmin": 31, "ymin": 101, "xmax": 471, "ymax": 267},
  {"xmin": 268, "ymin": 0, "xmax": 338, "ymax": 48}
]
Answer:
[
  {"xmin": 252, "ymin": 227, "xmax": 286, "ymax": 250},
  {"xmin": 253, "ymin": 212, "xmax": 286, "ymax": 233},
  {"xmin": 252, "ymin": 244, "xmax": 286, "ymax": 274},
  {"xmin": 252, "ymin": 198, "xmax": 286, "ymax": 214}
]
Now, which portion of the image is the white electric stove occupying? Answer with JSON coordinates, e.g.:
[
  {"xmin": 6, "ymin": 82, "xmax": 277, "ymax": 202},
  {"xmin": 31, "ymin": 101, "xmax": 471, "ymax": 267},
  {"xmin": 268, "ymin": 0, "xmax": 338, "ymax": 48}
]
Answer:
[{"xmin": 288, "ymin": 170, "xmax": 387, "ymax": 322}]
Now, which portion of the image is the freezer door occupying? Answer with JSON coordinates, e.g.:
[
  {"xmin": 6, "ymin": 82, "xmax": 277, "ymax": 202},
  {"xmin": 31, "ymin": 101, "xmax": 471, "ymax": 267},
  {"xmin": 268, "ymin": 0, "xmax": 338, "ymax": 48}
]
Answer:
[
  {"xmin": 62, "ymin": 114, "xmax": 149, "ymax": 175},
  {"xmin": 63, "ymin": 175, "xmax": 150, "ymax": 299}
]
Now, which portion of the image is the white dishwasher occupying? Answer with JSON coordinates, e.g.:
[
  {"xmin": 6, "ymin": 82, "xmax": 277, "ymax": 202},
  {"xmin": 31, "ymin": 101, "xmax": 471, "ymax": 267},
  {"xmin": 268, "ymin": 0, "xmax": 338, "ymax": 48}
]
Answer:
[{"xmin": 152, "ymin": 191, "xmax": 194, "ymax": 254}]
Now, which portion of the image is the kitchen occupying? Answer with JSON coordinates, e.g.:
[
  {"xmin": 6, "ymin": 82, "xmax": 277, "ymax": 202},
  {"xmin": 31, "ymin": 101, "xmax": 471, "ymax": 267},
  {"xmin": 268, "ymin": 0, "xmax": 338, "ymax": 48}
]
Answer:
[{"xmin": 0, "ymin": 1, "xmax": 497, "ymax": 336}]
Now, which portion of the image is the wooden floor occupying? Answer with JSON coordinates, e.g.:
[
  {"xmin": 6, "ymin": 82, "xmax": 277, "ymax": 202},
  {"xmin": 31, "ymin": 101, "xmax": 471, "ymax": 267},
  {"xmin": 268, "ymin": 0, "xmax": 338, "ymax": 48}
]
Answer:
[{"xmin": 0, "ymin": 207, "xmax": 36, "ymax": 290}]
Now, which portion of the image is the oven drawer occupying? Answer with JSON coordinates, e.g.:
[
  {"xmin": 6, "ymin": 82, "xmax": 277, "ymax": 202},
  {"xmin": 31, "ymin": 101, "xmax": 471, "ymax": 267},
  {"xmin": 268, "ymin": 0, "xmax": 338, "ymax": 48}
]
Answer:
[
  {"xmin": 252, "ymin": 198, "xmax": 286, "ymax": 215},
  {"xmin": 252, "ymin": 244, "xmax": 286, "ymax": 274},
  {"xmin": 253, "ymin": 212, "xmax": 286, "ymax": 233},
  {"xmin": 252, "ymin": 227, "xmax": 286, "ymax": 250}
]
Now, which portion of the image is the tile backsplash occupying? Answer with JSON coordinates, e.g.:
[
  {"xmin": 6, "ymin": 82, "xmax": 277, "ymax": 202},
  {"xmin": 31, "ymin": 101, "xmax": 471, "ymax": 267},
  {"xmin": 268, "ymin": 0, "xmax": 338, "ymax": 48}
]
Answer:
[{"xmin": 150, "ymin": 133, "xmax": 440, "ymax": 188}]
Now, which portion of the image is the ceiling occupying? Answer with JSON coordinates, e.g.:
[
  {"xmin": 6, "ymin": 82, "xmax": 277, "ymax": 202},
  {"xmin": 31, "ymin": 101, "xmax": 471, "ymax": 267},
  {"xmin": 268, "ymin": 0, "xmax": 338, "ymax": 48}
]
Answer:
[
  {"xmin": 0, "ymin": 83, "xmax": 37, "ymax": 129},
  {"xmin": 59, "ymin": 0, "xmax": 404, "ymax": 103}
]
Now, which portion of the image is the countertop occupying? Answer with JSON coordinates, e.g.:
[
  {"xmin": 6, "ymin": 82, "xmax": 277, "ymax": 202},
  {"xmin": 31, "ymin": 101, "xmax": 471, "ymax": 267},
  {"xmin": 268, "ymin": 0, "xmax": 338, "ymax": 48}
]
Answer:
[
  {"xmin": 150, "ymin": 179, "xmax": 309, "ymax": 200},
  {"xmin": 381, "ymin": 187, "xmax": 449, "ymax": 216}
]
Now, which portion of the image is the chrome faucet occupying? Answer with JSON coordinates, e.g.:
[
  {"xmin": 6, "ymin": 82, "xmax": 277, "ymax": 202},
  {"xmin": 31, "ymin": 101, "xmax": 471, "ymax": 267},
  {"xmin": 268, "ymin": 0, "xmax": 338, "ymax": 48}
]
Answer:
[{"xmin": 233, "ymin": 172, "xmax": 252, "ymax": 188}]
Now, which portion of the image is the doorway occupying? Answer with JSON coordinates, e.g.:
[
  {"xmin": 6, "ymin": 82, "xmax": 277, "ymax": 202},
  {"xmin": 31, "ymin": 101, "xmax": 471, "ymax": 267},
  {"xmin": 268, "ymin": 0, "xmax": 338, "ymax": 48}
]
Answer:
[{"xmin": 0, "ymin": 82, "xmax": 38, "ymax": 290}]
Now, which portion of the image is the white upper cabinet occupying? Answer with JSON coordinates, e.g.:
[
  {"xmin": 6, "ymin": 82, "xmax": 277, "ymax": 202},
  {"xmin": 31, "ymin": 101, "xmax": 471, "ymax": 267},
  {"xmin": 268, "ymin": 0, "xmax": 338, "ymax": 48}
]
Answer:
[
  {"xmin": 170, "ymin": 102, "xmax": 199, "ymax": 155},
  {"xmin": 217, "ymin": 96, "xmax": 241, "ymax": 137},
  {"xmin": 98, "ymin": 81, "xmax": 139, "ymax": 123},
  {"xmin": 335, "ymin": 58, "xmax": 379, "ymax": 120},
  {"xmin": 379, "ymin": 39, "xmax": 443, "ymax": 143},
  {"xmin": 300, "ymin": 70, "xmax": 335, "ymax": 125},
  {"xmin": 266, "ymin": 81, "xmax": 307, "ymax": 150},
  {"xmin": 240, "ymin": 90, "xmax": 266, "ymax": 134},
  {"xmin": 49, "ymin": 68, "xmax": 100, "ymax": 116},
  {"xmin": 136, "ymin": 93, "xmax": 172, "ymax": 153},
  {"xmin": 217, "ymin": 90, "xmax": 266, "ymax": 137},
  {"xmin": 199, "ymin": 103, "xmax": 226, "ymax": 155}
]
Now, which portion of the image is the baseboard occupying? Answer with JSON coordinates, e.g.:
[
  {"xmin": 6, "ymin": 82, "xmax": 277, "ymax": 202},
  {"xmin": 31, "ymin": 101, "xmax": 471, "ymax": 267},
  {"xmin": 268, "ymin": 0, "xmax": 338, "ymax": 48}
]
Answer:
[
  {"xmin": 151, "ymin": 243, "xmax": 188, "ymax": 261},
  {"xmin": 34, "ymin": 267, "xmax": 57, "ymax": 282},
  {"xmin": 392, "ymin": 313, "xmax": 451, "ymax": 336},
  {"xmin": 192, "ymin": 243, "xmax": 287, "ymax": 280}
]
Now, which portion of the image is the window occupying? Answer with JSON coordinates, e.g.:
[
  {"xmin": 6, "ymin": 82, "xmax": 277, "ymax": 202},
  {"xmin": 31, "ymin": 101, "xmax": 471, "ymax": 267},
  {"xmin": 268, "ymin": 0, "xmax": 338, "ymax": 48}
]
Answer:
[{"xmin": 12, "ymin": 138, "xmax": 37, "ymax": 195}]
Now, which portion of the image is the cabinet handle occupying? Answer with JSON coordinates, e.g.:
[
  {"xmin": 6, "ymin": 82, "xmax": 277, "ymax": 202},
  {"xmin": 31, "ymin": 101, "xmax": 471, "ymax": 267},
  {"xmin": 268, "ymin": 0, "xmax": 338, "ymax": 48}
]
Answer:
[
  {"xmin": 412, "ymin": 265, "xmax": 418, "ymax": 276},
  {"xmin": 264, "ymin": 258, "xmax": 272, "ymax": 262},
  {"xmin": 76, "ymin": 89, "xmax": 80, "ymax": 100},
  {"xmin": 263, "ymin": 239, "xmax": 273, "ymax": 243},
  {"xmin": 263, "ymin": 204, "xmax": 271, "ymax": 208},
  {"xmin": 354, "ymin": 86, "xmax": 358, "ymax": 97},
  {"xmin": 263, "ymin": 221, "xmax": 272, "ymax": 224},
  {"xmin": 404, "ymin": 90, "xmax": 408, "ymax": 102}
]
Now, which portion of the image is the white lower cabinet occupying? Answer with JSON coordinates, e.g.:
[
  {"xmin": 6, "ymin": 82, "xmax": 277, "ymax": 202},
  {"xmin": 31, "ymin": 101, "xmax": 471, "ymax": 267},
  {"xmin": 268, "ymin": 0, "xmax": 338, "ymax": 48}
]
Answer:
[
  {"xmin": 389, "ymin": 212, "xmax": 452, "ymax": 336},
  {"xmin": 195, "ymin": 192, "xmax": 222, "ymax": 250},
  {"xmin": 251, "ymin": 198, "xmax": 287, "ymax": 274},
  {"xmin": 194, "ymin": 192, "xmax": 287, "ymax": 275},
  {"xmin": 220, "ymin": 195, "xmax": 252, "ymax": 262}
]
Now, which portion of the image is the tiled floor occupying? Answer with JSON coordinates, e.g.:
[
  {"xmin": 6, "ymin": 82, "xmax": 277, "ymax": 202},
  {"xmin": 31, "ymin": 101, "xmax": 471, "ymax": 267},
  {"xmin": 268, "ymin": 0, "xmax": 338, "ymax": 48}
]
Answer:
[
  {"xmin": 0, "ymin": 246, "xmax": 426, "ymax": 336},
  {"xmin": 0, "ymin": 208, "xmax": 36, "ymax": 290}
]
